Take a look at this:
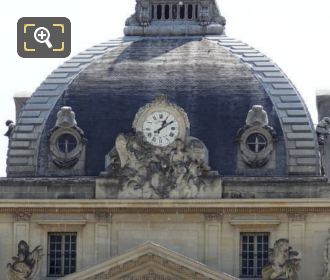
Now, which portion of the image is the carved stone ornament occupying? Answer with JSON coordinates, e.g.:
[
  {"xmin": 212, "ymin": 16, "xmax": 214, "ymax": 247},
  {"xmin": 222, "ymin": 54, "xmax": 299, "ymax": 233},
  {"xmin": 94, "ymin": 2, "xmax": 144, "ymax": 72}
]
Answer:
[
  {"xmin": 133, "ymin": 95, "xmax": 190, "ymax": 140},
  {"xmin": 4, "ymin": 120, "xmax": 16, "ymax": 138},
  {"xmin": 124, "ymin": 0, "xmax": 226, "ymax": 36},
  {"xmin": 262, "ymin": 239, "xmax": 301, "ymax": 280},
  {"xmin": 98, "ymin": 97, "xmax": 222, "ymax": 199},
  {"xmin": 204, "ymin": 213, "xmax": 223, "ymax": 222},
  {"xmin": 55, "ymin": 106, "xmax": 78, "ymax": 128},
  {"xmin": 7, "ymin": 240, "xmax": 43, "ymax": 280},
  {"xmin": 288, "ymin": 213, "xmax": 305, "ymax": 222},
  {"xmin": 49, "ymin": 106, "xmax": 87, "ymax": 169},
  {"xmin": 237, "ymin": 105, "xmax": 276, "ymax": 168},
  {"xmin": 199, "ymin": 0, "xmax": 226, "ymax": 26},
  {"xmin": 317, "ymin": 117, "xmax": 330, "ymax": 175},
  {"xmin": 316, "ymin": 117, "xmax": 330, "ymax": 146},
  {"xmin": 13, "ymin": 211, "xmax": 32, "ymax": 222},
  {"xmin": 322, "ymin": 229, "xmax": 330, "ymax": 280},
  {"xmin": 125, "ymin": 0, "xmax": 151, "ymax": 27}
]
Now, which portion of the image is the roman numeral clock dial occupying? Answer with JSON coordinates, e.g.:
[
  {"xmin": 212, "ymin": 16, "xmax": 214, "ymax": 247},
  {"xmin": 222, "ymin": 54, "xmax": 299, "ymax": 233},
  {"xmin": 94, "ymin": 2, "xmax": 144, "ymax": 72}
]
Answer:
[
  {"xmin": 132, "ymin": 96, "xmax": 190, "ymax": 147},
  {"xmin": 142, "ymin": 111, "xmax": 179, "ymax": 147}
]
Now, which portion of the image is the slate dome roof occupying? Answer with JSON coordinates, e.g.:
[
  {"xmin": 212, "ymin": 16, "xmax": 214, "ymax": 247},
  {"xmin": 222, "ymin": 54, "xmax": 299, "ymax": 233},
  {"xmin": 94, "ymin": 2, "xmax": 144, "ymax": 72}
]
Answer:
[{"xmin": 7, "ymin": 37, "xmax": 320, "ymax": 177}]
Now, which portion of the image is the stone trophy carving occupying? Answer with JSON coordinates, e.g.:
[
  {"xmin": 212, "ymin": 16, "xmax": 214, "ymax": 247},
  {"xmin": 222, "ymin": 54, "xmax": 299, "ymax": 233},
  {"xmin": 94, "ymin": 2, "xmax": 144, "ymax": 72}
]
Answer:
[
  {"xmin": 210, "ymin": 0, "xmax": 226, "ymax": 26},
  {"xmin": 7, "ymin": 240, "xmax": 43, "ymax": 280},
  {"xmin": 98, "ymin": 97, "xmax": 222, "ymax": 199},
  {"xmin": 55, "ymin": 106, "xmax": 78, "ymax": 128},
  {"xmin": 4, "ymin": 120, "xmax": 15, "ymax": 138},
  {"xmin": 125, "ymin": 0, "xmax": 151, "ymax": 27},
  {"xmin": 262, "ymin": 239, "xmax": 301, "ymax": 280},
  {"xmin": 49, "ymin": 106, "xmax": 87, "ymax": 170},
  {"xmin": 322, "ymin": 229, "xmax": 330, "ymax": 280},
  {"xmin": 316, "ymin": 117, "xmax": 330, "ymax": 145},
  {"xmin": 199, "ymin": 0, "xmax": 226, "ymax": 26},
  {"xmin": 246, "ymin": 105, "xmax": 269, "ymax": 127},
  {"xmin": 316, "ymin": 117, "xmax": 330, "ymax": 175},
  {"xmin": 237, "ymin": 105, "xmax": 276, "ymax": 168}
]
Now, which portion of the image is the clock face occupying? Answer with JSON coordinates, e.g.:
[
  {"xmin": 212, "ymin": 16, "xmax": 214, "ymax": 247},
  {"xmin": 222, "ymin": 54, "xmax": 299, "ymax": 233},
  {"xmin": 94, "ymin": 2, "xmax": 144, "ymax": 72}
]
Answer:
[{"xmin": 142, "ymin": 111, "xmax": 179, "ymax": 147}]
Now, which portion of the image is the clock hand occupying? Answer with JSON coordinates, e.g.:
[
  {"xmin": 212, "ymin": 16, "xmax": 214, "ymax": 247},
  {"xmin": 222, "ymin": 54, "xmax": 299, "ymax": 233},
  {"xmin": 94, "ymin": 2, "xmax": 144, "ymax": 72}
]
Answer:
[
  {"xmin": 156, "ymin": 120, "xmax": 174, "ymax": 134},
  {"xmin": 160, "ymin": 116, "xmax": 169, "ymax": 128},
  {"xmin": 154, "ymin": 116, "xmax": 169, "ymax": 134}
]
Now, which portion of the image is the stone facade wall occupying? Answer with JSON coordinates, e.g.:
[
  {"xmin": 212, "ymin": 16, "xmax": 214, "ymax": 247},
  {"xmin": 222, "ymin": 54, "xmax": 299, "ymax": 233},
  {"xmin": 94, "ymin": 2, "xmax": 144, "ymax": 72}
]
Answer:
[
  {"xmin": 1, "ymin": 209, "xmax": 330, "ymax": 279},
  {"xmin": 1, "ymin": 177, "xmax": 330, "ymax": 199}
]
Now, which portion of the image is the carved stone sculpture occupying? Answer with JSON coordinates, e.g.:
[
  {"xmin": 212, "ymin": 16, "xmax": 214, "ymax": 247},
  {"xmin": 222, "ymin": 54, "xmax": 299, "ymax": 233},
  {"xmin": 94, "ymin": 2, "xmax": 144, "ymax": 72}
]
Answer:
[
  {"xmin": 48, "ymin": 106, "xmax": 87, "ymax": 171},
  {"xmin": 237, "ymin": 105, "xmax": 276, "ymax": 168},
  {"xmin": 4, "ymin": 120, "xmax": 15, "ymax": 138},
  {"xmin": 100, "ymin": 132, "xmax": 221, "ymax": 199},
  {"xmin": 125, "ymin": 0, "xmax": 151, "ymax": 27},
  {"xmin": 322, "ymin": 229, "xmax": 330, "ymax": 280},
  {"xmin": 211, "ymin": 1, "xmax": 226, "ymax": 25},
  {"xmin": 262, "ymin": 239, "xmax": 300, "ymax": 280},
  {"xmin": 316, "ymin": 117, "xmax": 330, "ymax": 175},
  {"xmin": 97, "ymin": 96, "xmax": 221, "ymax": 199},
  {"xmin": 246, "ymin": 105, "xmax": 269, "ymax": 127},
  {"xmin": 7, "ymin": 240, "xmax": 43, "ymax": 280},
  {"xmin": 55, "ymin": 106, "xmax": 78, "ymax": 128},
  {"xmin": 317, "ymin": 117, "xmax": 330, "ymax": 146}
]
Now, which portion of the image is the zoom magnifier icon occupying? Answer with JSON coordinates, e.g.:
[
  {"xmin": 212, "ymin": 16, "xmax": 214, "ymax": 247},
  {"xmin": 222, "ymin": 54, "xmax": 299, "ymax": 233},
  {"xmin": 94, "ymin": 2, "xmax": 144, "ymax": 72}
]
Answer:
[
  {"xmin": 34, "ymin": 27, "xmax": 53, "ymax": 49},
  {"xmin": 18, "ymin": 17, "xmax": 71, "ymax": 58}
]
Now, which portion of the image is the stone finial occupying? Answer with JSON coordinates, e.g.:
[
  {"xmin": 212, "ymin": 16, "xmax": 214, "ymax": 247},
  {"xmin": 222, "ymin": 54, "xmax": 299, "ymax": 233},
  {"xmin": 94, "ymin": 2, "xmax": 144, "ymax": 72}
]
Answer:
[
  {"xmin": 262, "ymin": 239, "xmax": 301, "ymax": 280},
  {"xmin": 55, "ymin": 106, "xmax": 77, "ymax": 128},
  {"xmin": 246, "ymin": 105, "xmax": 269, "ymax": 127},
  {"xmin": 124, "ymin": 0, "xmax": 226, "ymax": 36},
  {"xmin": 7, "ymin": 240, "xmax": 43, "ymax": 280},
  {"xmin": 4, "ymin": 120, "xmax": 15, "ymax": 138}
]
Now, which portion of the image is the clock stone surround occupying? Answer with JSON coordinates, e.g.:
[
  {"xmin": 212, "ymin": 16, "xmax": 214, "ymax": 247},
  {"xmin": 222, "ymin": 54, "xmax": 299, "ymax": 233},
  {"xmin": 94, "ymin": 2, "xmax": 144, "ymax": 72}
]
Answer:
[
  {"xmin": 133, "ymin": 95, "xmax": 191, "ymax": 145},
  {"xmin": 97, "ymin": 96, "xmax": 222, "ymax": 199}
]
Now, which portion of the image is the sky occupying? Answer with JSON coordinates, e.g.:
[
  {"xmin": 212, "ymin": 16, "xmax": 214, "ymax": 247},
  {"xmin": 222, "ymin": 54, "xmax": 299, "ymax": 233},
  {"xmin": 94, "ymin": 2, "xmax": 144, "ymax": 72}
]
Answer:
[{"xmin": 0, "ymin": 0, "xmax": 329, "ymax": 177}]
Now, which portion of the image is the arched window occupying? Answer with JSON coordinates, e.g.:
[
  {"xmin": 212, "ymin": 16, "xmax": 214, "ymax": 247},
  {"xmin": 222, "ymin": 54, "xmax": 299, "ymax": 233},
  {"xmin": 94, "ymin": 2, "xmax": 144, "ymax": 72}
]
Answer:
[
  {"xmin": 152, "ymin": 5, "xmax": 155, "ymax": 19},
  {"xmin": 195, "ymin": 4, "xmax": 199, "ymax": 19},
  {"xmin": 165, "ymin": 5, "xmax": 170, "ymax": 19},
  {"xmin": 188, "ymin": 4, "xmax": 193, "ymax": 19},
  {"xmin": 180, "ymin": 5, "xmax": 185, "ymax": 19},
  {"xmin": 57, "ymin": 133, "xmax": 77, "ymax": 154},
  {"xmin": 172, "ymin": 5, "xmax": 177, "ymax": 19},
  {"xmin": 157, "ymin": 5, "xmax": 162, "ymax": 19}
]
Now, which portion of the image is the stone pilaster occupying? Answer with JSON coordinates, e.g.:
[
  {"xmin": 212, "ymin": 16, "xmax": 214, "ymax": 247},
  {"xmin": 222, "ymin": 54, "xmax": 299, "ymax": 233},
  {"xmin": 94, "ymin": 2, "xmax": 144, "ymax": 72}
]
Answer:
[
  {"xmin": 204, "ymin": 213, "xmax": 222, "ymax": 270},
  {"xmin": 95, "ymin": 212, "xmax": 112, "ymax": 263},
  {"xmin": 288, "ymin": 213, "xmax": 306, "ymax": 280}
]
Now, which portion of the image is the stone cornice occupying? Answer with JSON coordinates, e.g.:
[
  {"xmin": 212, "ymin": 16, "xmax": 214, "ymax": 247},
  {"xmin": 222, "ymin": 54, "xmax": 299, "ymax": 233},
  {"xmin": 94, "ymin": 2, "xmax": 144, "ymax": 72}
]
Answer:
[{"xmin": 1, "ymin": 199, "xmax": 330, "ymax": 214}]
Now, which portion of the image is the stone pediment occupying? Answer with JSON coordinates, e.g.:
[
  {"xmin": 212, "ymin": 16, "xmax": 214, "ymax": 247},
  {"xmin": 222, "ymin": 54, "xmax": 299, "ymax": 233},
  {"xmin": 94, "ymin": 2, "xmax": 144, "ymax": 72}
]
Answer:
[{"xmin": 61, "ymin": 242, "xmax": 238, "ymax": 280}]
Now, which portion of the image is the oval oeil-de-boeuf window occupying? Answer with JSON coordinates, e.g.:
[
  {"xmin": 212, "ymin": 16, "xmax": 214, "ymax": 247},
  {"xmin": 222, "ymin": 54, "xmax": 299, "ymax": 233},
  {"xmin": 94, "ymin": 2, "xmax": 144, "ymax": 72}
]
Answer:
[
  {"xmin": 57, "ymin": 133, "xmax": 78, "ymax": 154},
  {"xmin": 246, "ymin": 133, "xmax": 268, "ymax": 153}
]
